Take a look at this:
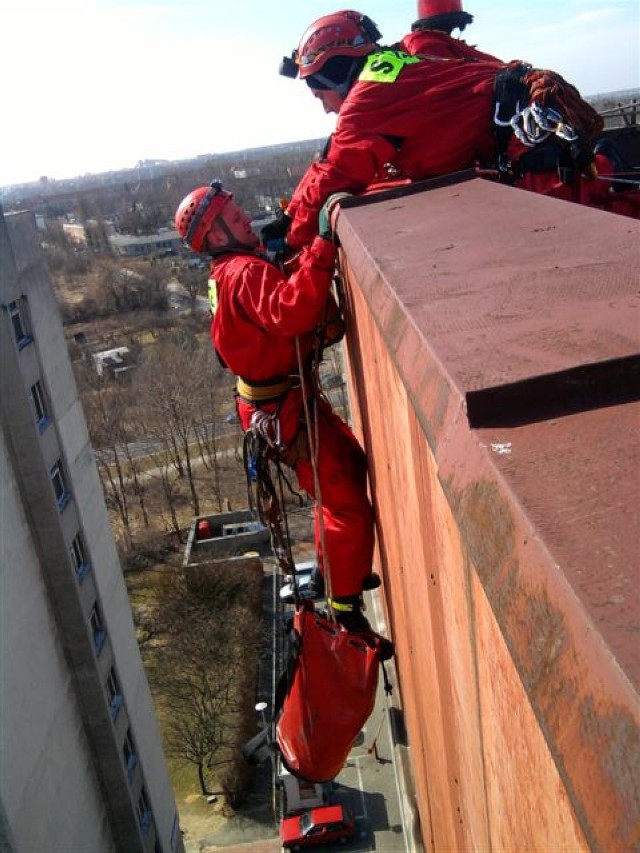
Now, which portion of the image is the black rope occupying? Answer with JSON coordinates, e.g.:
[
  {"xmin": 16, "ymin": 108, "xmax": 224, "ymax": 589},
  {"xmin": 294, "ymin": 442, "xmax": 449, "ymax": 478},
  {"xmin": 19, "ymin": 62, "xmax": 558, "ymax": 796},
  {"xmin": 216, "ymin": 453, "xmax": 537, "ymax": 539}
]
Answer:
[
  {"xmin": 243, "ymin": 429, "xmax": 296, "ymax": 576},
  {"xmin": 381, "ymin": 660, "xmax": 393, "ymax": 696}
]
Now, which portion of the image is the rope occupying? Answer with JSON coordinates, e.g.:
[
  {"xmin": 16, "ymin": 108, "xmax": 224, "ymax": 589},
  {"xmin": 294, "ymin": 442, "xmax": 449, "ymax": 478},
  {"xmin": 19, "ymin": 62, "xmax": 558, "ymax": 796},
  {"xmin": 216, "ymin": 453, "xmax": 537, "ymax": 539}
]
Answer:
[
  {"xmin": 296, "ymin": 314, "xmax": 335, "ymax": 614},
  {"xmin": 243, "ymin": 430, "xmax": 295, "ymax": 577},
  {"xmin": 593, "ymin": 174, "xmax": 640, "ymax": 187}
]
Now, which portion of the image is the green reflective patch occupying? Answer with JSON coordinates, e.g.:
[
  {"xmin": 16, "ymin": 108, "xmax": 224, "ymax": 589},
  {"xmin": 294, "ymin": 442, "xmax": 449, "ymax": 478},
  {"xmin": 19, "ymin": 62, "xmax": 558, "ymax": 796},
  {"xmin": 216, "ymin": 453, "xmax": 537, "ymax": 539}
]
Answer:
[{"xmin": 359, "ymin": 50, "xmax": 420, "ymax": 83}]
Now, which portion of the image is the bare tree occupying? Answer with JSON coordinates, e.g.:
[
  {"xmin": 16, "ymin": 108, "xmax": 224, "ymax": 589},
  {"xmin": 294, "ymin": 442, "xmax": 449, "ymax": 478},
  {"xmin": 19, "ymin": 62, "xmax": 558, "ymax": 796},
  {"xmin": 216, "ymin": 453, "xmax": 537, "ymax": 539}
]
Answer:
[
  {"xmin": 85, "ymin": 383, "xmax": 134, "ymax": 548},
  {"xmin": 152, "ymin": 566, "xmax": 261, "ymax": 796},
  {"xmin": 150, "ymin": 454, "xmax": 183, "ymax": 540},
  {"xmin": 137, "ymin": 335, "xmax": 216, "ymax": 516},
  {"xmin": 180, "ymin": 266, "xmax": 207, "ymax": 313}
]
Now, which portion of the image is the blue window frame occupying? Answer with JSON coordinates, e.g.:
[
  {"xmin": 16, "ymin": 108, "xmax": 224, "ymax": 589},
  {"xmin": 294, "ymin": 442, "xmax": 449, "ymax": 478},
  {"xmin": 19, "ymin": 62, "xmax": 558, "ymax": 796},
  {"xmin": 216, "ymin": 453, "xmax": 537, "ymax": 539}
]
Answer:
[
  {"xmin": 106, "ymin": 667, "xmax": 123, "ymax": 721},
  {"xmin": 29, "ymin": 381, "xmax": 52, "ymax": 433},
  {"xmin": 7, "ymin": 298, "xmax": 33, "ymax": 350},
  {"xmin": 123, "ymin": 728, "xmax": 137, "ymax": 783},
  {"xmin": 171, "ymin": 813, "xmax": 180, "ymax": 851},
  {"xmin": 89, "ymin": 603, "xmax": 106, "ymax": 654},
  {"xmin": 136, "ymin": 788, "xmax": 152, "ymax": 835},
  {"xmin": 50, "ymin": 460, "xmax": 71, "ymax": 512},
  {"xmin": 70, "ymin": 533, "xmax": 90, "ymax": 582}
]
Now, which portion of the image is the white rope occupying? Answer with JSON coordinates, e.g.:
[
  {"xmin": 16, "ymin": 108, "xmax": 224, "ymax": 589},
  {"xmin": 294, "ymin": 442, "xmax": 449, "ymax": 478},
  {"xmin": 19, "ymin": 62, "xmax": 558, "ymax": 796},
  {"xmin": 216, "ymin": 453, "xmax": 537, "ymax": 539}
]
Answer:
[{"xmin": 295, "ymin": 324, "xmax": 335, "ymax": 614}]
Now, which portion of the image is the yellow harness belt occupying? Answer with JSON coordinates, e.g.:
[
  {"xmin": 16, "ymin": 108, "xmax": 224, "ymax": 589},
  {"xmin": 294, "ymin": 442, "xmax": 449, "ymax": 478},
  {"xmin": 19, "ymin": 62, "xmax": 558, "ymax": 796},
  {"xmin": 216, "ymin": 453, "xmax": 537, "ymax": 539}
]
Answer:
[{"xmin": 236, "ymin": 376, "xmax": 292, "ymax": 404}]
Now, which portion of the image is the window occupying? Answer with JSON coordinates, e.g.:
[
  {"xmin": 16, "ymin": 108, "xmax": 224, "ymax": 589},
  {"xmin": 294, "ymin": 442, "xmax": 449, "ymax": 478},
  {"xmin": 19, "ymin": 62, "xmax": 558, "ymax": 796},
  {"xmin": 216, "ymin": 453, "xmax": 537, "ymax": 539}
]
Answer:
[
  {"xmin": 89, "ymin": 602, "xmax": 106, "ymax": 654},
  {"xmin": 123, "ymin": 727, "xmax": 137, "ymax": 783},
  {"xmin": 136, "ymin": 787, "xmax": 152, "ymax": 835},
  {"xmin": 106, "ymin": 667, "xmax": 123, "ymax": 721},
  {"xmin": 171, "ymin": 813, "xmax": 180, "ymax": 851},
  {"xmin": 29, "ymin": 381, "xmax": 51, "ymax": 433},
  {"xmin": 7, "ymin": 298, "xmax": 33, "ymax": 350},
  {"xmin": 50, "ymin": 460, "xmax": 71, "ymax": 511},
  {"xmin": 70, "ymin": 532, "xmax": 90, "ymax": 582}
]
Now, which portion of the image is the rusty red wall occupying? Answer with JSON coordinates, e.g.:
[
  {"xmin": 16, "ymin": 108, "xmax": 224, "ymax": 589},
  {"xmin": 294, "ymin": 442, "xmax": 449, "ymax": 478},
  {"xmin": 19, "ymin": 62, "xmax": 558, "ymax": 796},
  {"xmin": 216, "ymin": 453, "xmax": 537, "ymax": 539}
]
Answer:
[{"xmin": 335, "ymin": 176, "xmax": 639, "ymax": 852}]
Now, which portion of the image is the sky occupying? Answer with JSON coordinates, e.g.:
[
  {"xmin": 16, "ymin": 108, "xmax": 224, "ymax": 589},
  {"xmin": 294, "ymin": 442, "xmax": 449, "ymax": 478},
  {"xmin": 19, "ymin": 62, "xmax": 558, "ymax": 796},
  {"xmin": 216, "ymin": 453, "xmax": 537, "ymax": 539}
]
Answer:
[{"xmin": 1, "ymin": 0, "xmax": 638, "ymax": 187}]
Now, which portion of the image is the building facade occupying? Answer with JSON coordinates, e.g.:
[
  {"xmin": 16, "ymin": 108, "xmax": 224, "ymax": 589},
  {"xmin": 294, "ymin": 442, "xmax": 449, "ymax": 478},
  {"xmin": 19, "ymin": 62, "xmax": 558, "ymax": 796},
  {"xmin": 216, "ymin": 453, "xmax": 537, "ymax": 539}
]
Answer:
[
  {"xmin": 109, "ymin": 230, "xmax": 182, "ymax": 257},
  {"xmin": 0, "ymin": 206, "xmax": 182, "ymax": 852}
]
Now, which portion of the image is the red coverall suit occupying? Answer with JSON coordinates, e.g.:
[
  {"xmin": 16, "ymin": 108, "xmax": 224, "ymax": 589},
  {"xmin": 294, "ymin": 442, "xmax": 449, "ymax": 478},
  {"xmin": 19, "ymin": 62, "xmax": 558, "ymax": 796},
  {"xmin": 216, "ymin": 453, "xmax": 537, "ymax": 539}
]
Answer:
[
  {"xmin": 286, "ymin": 48, "xmax": 630, "ymax": 250},
  {"xmin": 400, "ymin": 28, "xmax": 501, "ymax": 63},
  {"xmin": 209, "ymin": 236, "xmax": 374, "ymax": 600}
]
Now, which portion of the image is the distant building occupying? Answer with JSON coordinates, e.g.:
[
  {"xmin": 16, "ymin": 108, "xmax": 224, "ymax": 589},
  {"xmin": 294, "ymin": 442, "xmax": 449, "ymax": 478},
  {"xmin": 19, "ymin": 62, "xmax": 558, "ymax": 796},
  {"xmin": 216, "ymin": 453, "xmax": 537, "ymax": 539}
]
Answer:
[
  {"xmin": 92, "ymin": 345, "xmax": 133, "ymax": 378},
  {"xmin": 183, "ymin": 510, "xmax": 270, "ymax": 568},
  {"xmin": 110, "ymin": 229, "xmax": 182, "ymax": 257},
  {"xmin": 0, "ymin": 205, "xmax": 183, "ymax": 853},
  {"xmin": 63, "ymin": 218, "xmax": 116, "ymax": 251}
]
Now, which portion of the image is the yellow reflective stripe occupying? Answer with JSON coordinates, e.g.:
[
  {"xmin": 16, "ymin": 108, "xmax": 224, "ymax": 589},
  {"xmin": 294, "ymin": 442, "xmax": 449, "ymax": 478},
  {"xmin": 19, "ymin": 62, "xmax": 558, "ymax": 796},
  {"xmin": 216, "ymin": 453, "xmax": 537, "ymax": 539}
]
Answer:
[
  {"xmin": 328, "ymin": 597, "xmax": 355, "ymax": 612},
  {"xmin": 208, "ymin": 277, "xmax": 218, "ymax": 314},
  {"xmin": 359, "ymin": 49, "xmax": 420, "ymax": 84}
]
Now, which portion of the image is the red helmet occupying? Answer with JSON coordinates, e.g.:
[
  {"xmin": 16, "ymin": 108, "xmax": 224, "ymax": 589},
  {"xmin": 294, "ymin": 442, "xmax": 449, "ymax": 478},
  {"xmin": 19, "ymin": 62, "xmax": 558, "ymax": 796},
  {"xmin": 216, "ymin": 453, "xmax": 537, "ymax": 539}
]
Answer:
[
  {"xmin": 417, "ymin": 0, "xmax": 464, "ymax": 15},
  {"xmin": 294, "ymin": 10, "xmax": 381, "ymax": 79},
  {"xmin": 174, "ymin": 181, "xmax": 233, "ymax": 252},
  {"xmin": 413, "ymin": 0, "xmax": 472, "ymax": 32}
]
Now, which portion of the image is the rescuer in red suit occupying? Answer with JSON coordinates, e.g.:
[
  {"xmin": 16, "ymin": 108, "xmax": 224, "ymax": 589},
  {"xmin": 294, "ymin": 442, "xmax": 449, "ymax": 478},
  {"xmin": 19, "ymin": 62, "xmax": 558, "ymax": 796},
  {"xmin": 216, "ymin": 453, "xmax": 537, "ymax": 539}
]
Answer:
[
  {"xmin": 401, "ymin": 0, "xmax": 502, "ymax": 63},
  {"xmin": 278, "ymin": 9, "xmax": 635, "ymax": 251},
  {"xmin": 174, "ymin": 182, "xmax": 377, "ymax": 631}
]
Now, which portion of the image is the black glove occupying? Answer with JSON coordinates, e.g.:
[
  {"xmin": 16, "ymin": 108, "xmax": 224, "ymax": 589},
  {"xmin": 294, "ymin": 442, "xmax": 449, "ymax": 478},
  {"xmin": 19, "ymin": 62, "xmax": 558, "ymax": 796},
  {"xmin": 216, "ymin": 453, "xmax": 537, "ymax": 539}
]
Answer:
[{"xmin": 260, "ymin": 214, "xmax": 291, "ymax": 252}]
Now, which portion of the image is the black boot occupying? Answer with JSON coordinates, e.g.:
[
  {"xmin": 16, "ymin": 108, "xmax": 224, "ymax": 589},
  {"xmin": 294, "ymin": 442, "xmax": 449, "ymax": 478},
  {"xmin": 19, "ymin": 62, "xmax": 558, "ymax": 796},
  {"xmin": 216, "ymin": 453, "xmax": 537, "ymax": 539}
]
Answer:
[
  {"xmin": 307, "ymin": 566, "xmax": 325, "ymax": 598},
  {"xmin": 330, "ymin": 595, "xmax": 372, "ymax": 633},
  {"xmin": 377, "ymin": 637, "xmax": 395, "ymax": 661}
]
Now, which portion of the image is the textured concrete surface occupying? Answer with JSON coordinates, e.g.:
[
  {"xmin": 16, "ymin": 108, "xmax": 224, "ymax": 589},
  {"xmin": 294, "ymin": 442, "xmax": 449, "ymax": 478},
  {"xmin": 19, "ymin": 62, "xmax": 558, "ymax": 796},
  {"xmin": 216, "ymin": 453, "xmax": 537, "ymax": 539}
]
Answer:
[{"xmin": 336, "ymin": 177, "xmax": 640, "ymax": 852}]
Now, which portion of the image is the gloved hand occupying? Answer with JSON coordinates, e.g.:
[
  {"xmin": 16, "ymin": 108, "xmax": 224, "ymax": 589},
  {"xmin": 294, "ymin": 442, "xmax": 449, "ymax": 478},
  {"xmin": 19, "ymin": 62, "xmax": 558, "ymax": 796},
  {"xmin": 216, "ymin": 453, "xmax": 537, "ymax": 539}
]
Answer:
[
  {"xmin": 260, "ymin": 213, "xmax": 291, "ymax": 252},
  {"xmin": 318, "ymin": 192, "xmax": 352, "ymax": 241}
]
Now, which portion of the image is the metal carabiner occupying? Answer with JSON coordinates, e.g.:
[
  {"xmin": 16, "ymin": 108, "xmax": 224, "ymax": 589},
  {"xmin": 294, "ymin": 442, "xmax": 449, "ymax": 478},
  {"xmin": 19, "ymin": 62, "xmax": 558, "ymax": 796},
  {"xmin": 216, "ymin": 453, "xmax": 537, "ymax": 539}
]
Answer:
[
  {"xmin": 493, "ymin": 101, "xmax": 513, "ymax": 127},
  {"xmin": 250, "ymin": 409, "xmax": 286, "ymax": 455},
  {"xmin": 554, "ymin": 122, "xmax": 579, "ymax": 142},
  {"xmin": 530, "ymin": 101, "xmax": 563, "ymax": 132},
  {"xmin": 522, "ymin": 106, "xmax": 550, "ymax": 145},
  {"xmin": 510, "ymin": 113, "xmax": 536, "ymax": 147}
]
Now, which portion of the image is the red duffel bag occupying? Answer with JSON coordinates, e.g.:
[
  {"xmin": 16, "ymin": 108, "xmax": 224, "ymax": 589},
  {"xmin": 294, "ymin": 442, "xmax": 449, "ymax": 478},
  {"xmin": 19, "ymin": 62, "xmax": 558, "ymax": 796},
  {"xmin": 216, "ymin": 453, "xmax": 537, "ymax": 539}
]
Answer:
[{"xmin": 276, "ymin": 604, "xmax": 388, "ymax": 783}]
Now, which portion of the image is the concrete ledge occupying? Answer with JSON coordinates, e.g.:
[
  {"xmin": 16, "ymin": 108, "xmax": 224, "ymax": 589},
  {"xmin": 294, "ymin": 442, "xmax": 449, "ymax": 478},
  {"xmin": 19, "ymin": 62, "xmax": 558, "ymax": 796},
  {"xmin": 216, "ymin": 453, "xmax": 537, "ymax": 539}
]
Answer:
[{"xmin": 337, "ymin": 180, "xmax": 640, "ymax": 852}]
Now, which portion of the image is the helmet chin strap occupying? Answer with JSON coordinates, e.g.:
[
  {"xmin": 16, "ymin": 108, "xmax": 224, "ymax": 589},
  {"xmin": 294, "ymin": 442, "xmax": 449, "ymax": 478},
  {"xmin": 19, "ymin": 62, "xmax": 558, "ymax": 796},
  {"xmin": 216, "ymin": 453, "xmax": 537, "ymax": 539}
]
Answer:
[{"xmin": 208, "ymin": 216, "xmax": 257, "ymax": 256}]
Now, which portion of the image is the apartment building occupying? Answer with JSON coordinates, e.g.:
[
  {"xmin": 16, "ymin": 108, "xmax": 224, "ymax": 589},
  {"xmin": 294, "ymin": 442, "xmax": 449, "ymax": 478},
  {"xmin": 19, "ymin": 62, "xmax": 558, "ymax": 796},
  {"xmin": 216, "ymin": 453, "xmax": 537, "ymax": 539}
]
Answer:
[{"xmin": 0, "ymin": 206, "xmax": 182, "ymax": 852}]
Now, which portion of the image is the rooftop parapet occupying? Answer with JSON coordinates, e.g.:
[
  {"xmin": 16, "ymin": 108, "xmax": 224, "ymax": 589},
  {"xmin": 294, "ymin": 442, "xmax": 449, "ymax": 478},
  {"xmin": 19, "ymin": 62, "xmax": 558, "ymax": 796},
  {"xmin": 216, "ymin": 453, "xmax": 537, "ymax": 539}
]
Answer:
[{"xmin": 335, "ymin": 174, "xmax": 639, "ymax": 852}]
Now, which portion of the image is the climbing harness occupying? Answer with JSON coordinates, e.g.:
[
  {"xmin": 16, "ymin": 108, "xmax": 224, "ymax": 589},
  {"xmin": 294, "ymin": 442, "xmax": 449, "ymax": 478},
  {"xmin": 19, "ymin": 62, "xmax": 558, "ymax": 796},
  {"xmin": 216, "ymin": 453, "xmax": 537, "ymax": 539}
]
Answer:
[
  {"xmin": 237, "ymin": 376, "xmax": 294, "ymax": 406},
  {"xmin": 494, "ymin": 100, "xmax": 579, "ymax": 149}
]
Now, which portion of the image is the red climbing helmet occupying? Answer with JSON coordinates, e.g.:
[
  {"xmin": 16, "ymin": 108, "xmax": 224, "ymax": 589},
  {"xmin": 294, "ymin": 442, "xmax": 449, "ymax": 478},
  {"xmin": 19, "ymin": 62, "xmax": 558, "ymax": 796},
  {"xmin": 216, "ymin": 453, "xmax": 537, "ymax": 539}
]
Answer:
[
  {"xmin": 292, "ymin": 10, "xmax": 381, "ymax": 79},
  {"xmin": 174, "ymin": 181, "xmax": 233, "ymax": 253},
  {"xmin": 413, "ymin": 0, "xmax": 473, "ymax": 32},
  {"xmin": 417, "ymin": 0, "xmax": 464, "ymax": 15}
]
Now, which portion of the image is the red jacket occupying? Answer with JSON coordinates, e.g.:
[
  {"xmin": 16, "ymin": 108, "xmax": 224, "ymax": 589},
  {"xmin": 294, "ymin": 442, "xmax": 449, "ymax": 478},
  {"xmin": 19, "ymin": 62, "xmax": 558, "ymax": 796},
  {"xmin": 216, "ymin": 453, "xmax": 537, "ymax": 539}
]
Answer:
[
  {"xmin": 287, "ymin": 50, "xmax": 500, "ymax": 249},
  {"xmin": 209, "ymin": 237, "xmax": 336, "ymax": 445},
  {"xmin": 210, "ymin": 237, "xmax": 336, "ymax": 382}
]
